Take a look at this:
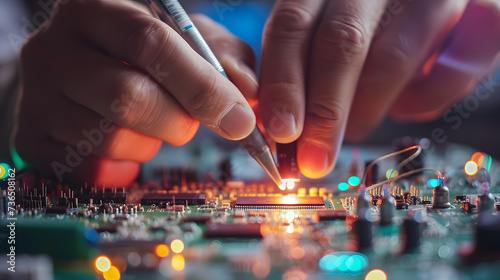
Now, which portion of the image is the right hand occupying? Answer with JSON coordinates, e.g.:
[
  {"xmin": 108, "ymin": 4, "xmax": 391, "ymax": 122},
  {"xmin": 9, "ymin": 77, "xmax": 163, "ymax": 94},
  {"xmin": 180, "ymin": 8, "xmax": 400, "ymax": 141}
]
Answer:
[{"xmin": 13, "ymin": 0, "xmax": 258, "ymax": 185}]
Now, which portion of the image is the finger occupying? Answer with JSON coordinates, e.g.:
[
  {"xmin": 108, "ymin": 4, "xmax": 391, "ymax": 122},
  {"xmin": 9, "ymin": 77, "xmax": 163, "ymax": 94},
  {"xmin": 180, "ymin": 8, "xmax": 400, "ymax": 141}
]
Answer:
[
  {"xmin": 259, "ymin": 0, "xmax": 325, "ymax": 142},
  {"xmin": 298, "ymin": 0, "xmax": 387, "ymax": 178},
  {"xmin": 43, "ymin": 43, "xmax": 200, "ymax": 146},
  {"xmin": 390, "ymin": 0, "xmax": 500, "ymax": 121},
  {"xmin": 345, "ymin": 0, "xmax": 468, "ymax": 141},
  {"xmin": 54, "ymin": 0, "xmax": 256, "ymax": 140},
  {"xmin": 13, "ymin": 131, "xmax": 139, "ymax": 186},
  {"xmin": 45, "ymin": 94, "xmax": 162, "ymax": 163},
  {"xmin": 192, "ymin": 14, "xmax": 259, "ymax": 106}
]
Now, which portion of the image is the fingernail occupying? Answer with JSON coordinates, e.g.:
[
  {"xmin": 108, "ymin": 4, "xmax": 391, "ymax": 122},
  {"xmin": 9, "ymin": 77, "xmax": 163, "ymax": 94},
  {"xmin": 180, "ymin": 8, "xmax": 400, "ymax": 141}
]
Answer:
[
  {"xmin": 219, "ymin": 103, "xmax": 255, "ymax": 139},
  {"xmin": 265, "ymin": 107, "xmax": 297, "ymax": 141},
  {"xmin": 299, "ymin": 142, "xmax": 331, "ymax": 178},
  {"xmin": 237, "ymin": 60, "xmax": 259, "ymax": 88}
]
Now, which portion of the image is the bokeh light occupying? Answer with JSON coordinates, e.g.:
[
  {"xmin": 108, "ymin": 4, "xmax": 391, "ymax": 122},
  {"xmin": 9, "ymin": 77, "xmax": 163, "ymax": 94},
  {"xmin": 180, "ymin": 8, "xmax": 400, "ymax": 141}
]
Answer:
[
  {"xmin": 319, "ymin": 252, "xmax": 368, "ymax": 275},
  {"xmin": 471, "ymin": 152, "xmax": 492, "ymax": 171},
  {"xmin": 0, "ymin": 163, "xmax": 11, "ymax": 180},
  {"xmin": 103, "ymin": 266, "xmax": 121, "ymax": 280},
  {"xmin": 171, "ymin": 254, "xmax": 185, "ymax": 271},
  {"xmin": 171, "ymin": 239, "xmax": 184, "ymax": 254},
  {"xmin": 95, "ymin": 256, "xmax": 111, "ymax": 273},
  {"xmin": 290, "ymin": 246, "xmax": 305, "ymax": 260},
  {"xmin": 386, "ymin": 169, "xmax": 399, "ymax": 179},
  {"xmin": 365, "ymin": 269, "xmax": 387, "ymax": 280},
  {"xmin": 464, "ymin": 160, "xmax": 478, "ymax": 176},
  {"xmin": 338, "ymin": 182, "xmax": 349, "ymax": 191},
  {"xmin": 427, "ymin": 178, "xmax": 440, "ymax": 188},
  {"xmin": 252, "ymin": 261, "xmax": 271, "ymax": 279},
  {"xmin": 156, "ymin": 244, "xmax": 170, "ymax": 258},
  {"xmin": 348, "ymin": 176, "xmax": 361, "ymax": 186}
]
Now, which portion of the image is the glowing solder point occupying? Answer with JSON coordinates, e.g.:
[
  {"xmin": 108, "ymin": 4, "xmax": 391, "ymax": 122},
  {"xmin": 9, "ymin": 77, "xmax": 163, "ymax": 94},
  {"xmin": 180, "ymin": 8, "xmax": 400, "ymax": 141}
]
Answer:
[{"xmin": 279, "ymin": 178, "xmax": 300, "ymax": 191}]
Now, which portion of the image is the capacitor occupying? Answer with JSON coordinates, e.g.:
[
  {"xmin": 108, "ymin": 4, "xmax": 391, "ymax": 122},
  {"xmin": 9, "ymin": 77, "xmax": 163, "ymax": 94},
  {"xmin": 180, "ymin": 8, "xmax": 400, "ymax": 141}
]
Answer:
[
  {"xmin": 380, "ymin": 188, "xmax": 395, "ymax": 225},
  {"xmin": 356, "ymin": 190, "xmax": 371, "ymax": 213},
  {"xmin": 277, "ymin": 142, "xmax": 300, "ymax": 180},
  {"xmin": 354, "ymin": 209, "xmax": 374, "ymax": 250},
  {"xmin": 476, "ymin": 212, "xmax": 500, "ymax": 252},
  {"xmin": 403, "ymin": 209, "xmax": 426, "ymax": 252},
  {"xmin": 478, "ymin": 182, "xmax": 495, "ymax": 213},
  {"xmin": 433, "ymin": 181, "xmax": 451, "ymax": 209},
  {"xmin": 478, "ymin": 192, "xmax": 495, "ymax": 213}
]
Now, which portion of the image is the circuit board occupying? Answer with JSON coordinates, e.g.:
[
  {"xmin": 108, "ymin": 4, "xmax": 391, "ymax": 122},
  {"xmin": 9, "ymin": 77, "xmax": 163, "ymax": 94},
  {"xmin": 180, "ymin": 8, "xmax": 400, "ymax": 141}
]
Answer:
[{"xmin": 1, "ymin": 142, "xmax": 500, "ymax": 280}]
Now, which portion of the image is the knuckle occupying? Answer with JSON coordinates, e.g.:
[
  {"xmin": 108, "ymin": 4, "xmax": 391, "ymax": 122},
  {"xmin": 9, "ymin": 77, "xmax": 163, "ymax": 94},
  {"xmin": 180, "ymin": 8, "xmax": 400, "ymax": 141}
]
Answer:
[
  {"xmin": 123, "ymin": 79, "xmax": 163, "ymax": 132},
  {"xmin": 315, "ymin": 15, "xmax": 368, "ymax": 63},
  {"xmin": 185, "ymin": 71, "xmax": 221, "ymax": 121},
  {"xmin": 306, "ymin": 100, "xmax": 344, "ymax": 133},
  {"xmin": 168, "ymin": 120, "xmax": 199, "ymax": 146},
  {"xmin": 265, "ymin": 3, "xmax": 315, "ymax": 39},
  {"xmin": 122, "ymin": 19, "xmax": 173, "ymax": 65},
  {"xmin": 375, "ymin": 42, "xmax": 412, "ymax": 74},
  {"xmin": 110, "ymin": 76, "xmax": 154, "ymax": 129}
]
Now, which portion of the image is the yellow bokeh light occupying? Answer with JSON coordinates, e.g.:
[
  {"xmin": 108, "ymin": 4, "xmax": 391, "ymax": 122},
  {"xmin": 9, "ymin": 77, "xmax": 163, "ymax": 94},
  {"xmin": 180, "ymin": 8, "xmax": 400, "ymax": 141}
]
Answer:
[
  {"xmin": 465, "ymin": 160, "xmax": 478, "ymax": 176},
  {"xmin": 365, "ymin": 269, "xmax": 387, "ymax": 280},
  {"xmin": 0, "ymin": 165, "xmax": 6, "ymax": 178},
  {"xmin": 156, "ymin": 244, "xmax": 169, "ymax": 258},
  {"xmin": 386, "ymin": 169, "xmax": 399, "ymax": 179},
  {"xmin": 103, "ymin": 266, "xmax": 121, "ymax": 280},
  {"xmin": 297, "ymin": 188, "xmax": 306, "ymax": 196},
  {"xmin": 172, "ymin": 254, "xmax": 185, "ymax": 271},
  {"xmin": 95, "ymin": 256, "xmax": 111, "ymax": 273},
  {"xmin": 171, "ymin": 239, "xmax": 184, "ymax": 254}
]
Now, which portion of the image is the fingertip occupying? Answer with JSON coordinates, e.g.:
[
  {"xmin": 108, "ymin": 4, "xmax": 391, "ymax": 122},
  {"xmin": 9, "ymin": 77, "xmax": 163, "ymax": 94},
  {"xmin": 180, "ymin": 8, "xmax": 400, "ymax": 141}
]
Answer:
[
  {"xmin": 264, "ymin": 107, "xmax": 300, "ymax": 143},
  {"xmin": 93, "ymin": 159, "xmax": 140, "ymax": 186},
  {"xmin": 297, "ymin": 142, "xmax": 334, "ymax": 178},
  {"xmin": 218, "ymin": 103, "xmax": 256, "ymax": 140},
  {"xmin": 167, "ymin": 120, "xmax": 200, "ymax": 146}
]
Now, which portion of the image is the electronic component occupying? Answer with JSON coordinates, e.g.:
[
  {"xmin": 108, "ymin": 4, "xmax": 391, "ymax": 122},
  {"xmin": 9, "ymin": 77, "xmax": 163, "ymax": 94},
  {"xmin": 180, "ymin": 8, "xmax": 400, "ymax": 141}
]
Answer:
[
  {"xmin": 433, "ymin": 182, "xmax": 451, "ymax": 209},
  {"xmin": 234, "ymin": 195, "xmax": 325, "ymax": 209},
  {"xmin": 3, "ymin": 142, "xmax": 500, "ymax": 280},
  {"xmin": 277, "ymin": 142, "xmax": 300, "ymax": 190},
  {"xmin": 380, "ymin": 188, "xmax": 395, "ymax": 225},
  {"xmin": 203, "ymin": 223, "xmax": 262, "ymax": 238},
  {"xmin": 141, "ymin": 192, "xmax": 206, "ymax": 205},
  {"xmin": 354, "ymin": 209, "xmax": 374, "ymax": 250},
  {"xmin": 356, "ymin": 191, "xmax": 371, "ymax": 213},
  {"xmin": 315, "ymin": 209, "xmax": 348, "ymax": 221},
  {"xmin": 403, "ymin": 208, "xmax": 426, "ymax": 252}
]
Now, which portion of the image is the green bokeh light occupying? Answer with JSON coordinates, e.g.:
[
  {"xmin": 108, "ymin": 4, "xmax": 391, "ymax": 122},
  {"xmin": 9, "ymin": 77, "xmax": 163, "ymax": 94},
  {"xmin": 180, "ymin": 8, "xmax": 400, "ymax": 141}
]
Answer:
[
  {"xmin": 338, "ymin": 182, "xmax": 349, "ymax": 191},
  {"xmin": 348, "ymin": 176, "xmax": 360, "ymax": 186},
  {"xmin": 319, "ymin": 252, "xmax": 369, "ymax": 274}
]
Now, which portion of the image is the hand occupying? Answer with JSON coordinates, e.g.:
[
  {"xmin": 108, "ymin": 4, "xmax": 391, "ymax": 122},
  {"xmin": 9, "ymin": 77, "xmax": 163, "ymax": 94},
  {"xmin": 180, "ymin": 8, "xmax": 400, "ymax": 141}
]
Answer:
[
  {"xmin": 13, "ymin": 0, "xmax": 258, "ymax": 185},
  {"xmin": 259, "ymin": 0, "xmax": 500, "ymax": 178}
]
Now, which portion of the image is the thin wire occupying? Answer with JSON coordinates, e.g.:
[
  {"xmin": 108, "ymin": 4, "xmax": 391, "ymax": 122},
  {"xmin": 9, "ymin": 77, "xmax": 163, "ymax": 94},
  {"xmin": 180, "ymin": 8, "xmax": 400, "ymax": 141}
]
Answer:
[
  {"xmin": 361, "ymin": 145, "xmax": 422, "ymax": 189},
  {"xmin": 364, "ymin": 168, "xmax": 442, "ymax": 192}
]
